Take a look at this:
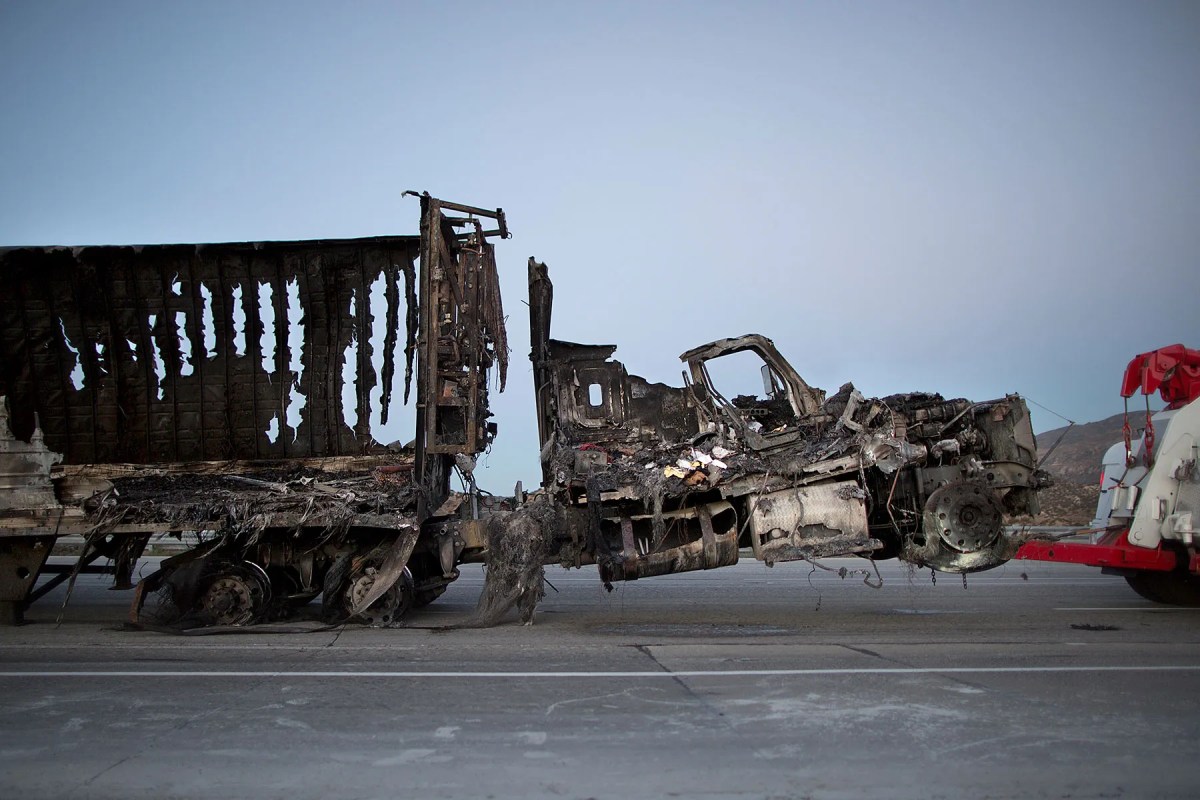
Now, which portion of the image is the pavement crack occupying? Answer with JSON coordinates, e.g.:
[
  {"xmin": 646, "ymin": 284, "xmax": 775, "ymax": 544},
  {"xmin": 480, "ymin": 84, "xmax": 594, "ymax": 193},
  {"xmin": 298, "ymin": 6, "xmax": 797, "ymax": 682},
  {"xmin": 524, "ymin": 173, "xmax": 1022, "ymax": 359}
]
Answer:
[
  {"xmin": 838, "ymin": 643, "xmax": 898, "ymax": 663},
  {"xmin": 632, "ymin": 643, "xmax": 780, "ymax": 761},
  {"xmin": 72, "ymin": 754, "xmax": 133, "ymax": 795},
  {"xmin": 634, "ymin": 644, "xmax": 671, "ymax": 672},
  {"xmin": 837, "ymin": 643, "xmax": 994, "ymax": 694}
]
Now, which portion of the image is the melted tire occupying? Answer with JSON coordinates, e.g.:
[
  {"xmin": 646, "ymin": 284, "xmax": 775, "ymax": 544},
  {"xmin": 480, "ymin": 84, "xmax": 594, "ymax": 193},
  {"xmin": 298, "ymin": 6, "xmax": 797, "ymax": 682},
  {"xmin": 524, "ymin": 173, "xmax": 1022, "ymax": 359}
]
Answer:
[
  {"xmin": 1125, "ymin": 571, "xmax": 1200, "ymax": 606},
  {"xmin": 413, "ymin": 584, "xmax": 447, "ymax": 608},
  {"xmin": 342, "ymin": 568, "xmax": 414, "ymax": 626}
]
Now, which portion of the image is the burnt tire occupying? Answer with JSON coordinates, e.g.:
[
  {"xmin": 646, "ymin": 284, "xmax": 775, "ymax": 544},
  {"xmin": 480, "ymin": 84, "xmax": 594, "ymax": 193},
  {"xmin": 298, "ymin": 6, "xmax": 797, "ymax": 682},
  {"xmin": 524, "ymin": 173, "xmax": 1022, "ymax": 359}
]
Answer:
[
  {"xmin": 1125, "ymin": 571, "xmax": 1200, "ymax": 606},
  {"xmin": 413, "ymin": 584, "xmax": 447, "ymax": 609},
  {"xmin": 195, "ymin": 562, "xmax": 273, "ymax": 626},
  {"xmin": 341, "ymin": 567, "xmax": 414, "ymax": 626}
]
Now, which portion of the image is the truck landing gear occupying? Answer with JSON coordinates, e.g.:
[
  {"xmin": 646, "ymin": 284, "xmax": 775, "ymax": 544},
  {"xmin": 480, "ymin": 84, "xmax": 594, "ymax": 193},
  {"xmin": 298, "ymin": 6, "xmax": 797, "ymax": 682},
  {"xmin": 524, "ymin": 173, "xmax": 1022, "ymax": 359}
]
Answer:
[{"xmin": 0, "ymin": 536, "xmax": 54, "ymax": 625}]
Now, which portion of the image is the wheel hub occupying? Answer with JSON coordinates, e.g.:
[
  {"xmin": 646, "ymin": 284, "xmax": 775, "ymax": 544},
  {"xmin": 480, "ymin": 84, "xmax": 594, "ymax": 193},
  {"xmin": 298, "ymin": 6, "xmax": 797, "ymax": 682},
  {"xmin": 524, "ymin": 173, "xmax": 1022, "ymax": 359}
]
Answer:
[
  {"xmin": 198, "ymin": 563, "xmax": 270, "ymax": 625},
  {"xmin": 927, "ymin": 482, "xmax": 1003, "ymax": 553},
  {"xmin": 343, "ymin": 567, "xmax": 402, "ymax": 626}
]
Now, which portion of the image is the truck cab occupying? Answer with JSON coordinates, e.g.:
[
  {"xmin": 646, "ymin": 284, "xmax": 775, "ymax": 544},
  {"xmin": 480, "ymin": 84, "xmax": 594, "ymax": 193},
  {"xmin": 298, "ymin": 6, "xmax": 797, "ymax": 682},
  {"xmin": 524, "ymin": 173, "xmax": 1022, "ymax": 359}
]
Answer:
[{"xmin": 528, "ymin": 259, "xmax": 1046, "ymax": 582}]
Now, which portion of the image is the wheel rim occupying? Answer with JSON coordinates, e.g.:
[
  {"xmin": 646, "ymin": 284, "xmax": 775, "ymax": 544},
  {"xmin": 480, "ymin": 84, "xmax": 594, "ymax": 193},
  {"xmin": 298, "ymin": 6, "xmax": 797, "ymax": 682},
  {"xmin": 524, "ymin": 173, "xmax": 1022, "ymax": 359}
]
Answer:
[
  {"xmin": 342, "ymin": 566, "xmax": 413, "ymax": 625},
  {"xmin": 198, "ymin": 563, "xmax": 271, "ymax": 625}
]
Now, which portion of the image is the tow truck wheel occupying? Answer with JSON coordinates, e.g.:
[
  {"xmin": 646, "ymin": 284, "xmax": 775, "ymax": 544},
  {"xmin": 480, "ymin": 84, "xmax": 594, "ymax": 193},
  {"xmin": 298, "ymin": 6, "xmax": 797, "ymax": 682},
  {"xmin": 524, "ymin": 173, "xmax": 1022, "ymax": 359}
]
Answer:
[{"xmin": 1125, "ymin": 571, "xmax": 1200, "ymax": 606}]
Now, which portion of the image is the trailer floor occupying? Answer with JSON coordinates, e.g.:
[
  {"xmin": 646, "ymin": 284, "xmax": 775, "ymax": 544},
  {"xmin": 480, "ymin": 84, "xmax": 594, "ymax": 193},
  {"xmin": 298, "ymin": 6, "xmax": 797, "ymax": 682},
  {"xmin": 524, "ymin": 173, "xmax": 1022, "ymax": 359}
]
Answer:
[{"xmin": 2, "ymin": 558, "xmax": 1199, "ymax": 800}]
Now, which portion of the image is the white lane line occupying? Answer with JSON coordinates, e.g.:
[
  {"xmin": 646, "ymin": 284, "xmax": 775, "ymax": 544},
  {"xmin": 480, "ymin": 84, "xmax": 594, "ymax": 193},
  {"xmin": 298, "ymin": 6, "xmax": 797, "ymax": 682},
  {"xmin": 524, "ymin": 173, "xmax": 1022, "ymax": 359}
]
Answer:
[
  {"xmin": 1055, "ymin": 607, "xmax": 1200, "ymax": 612},
  {"xmin": 0, "ymin": 644, "xmax": 415, "ymax": 651},
  {"xmin": 0, "ymin": 666, "xmax": 1198, "ymax": 679}
]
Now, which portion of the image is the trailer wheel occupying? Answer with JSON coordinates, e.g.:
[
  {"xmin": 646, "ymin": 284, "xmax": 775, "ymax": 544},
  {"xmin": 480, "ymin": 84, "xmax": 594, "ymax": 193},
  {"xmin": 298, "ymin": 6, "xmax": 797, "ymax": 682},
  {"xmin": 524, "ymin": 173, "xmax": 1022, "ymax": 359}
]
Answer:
[
  {"xmin": 197, "ymin": 562, "xmax": 273, "ymax": 626},
  {"xmin": 341, "ymin": 565, "xmax": 414, "ymax": 626},
  {"xmin": 1125, "ymin": 571, "xmax": 1200, "ymax": 606}
]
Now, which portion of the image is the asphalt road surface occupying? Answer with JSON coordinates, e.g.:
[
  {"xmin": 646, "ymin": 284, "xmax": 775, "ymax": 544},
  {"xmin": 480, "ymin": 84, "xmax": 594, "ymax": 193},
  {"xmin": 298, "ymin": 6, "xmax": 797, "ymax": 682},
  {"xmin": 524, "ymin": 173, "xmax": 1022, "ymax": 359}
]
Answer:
[{"xmin": 2, "ymin": 556, "xmax": 1198, "ymax": 800}]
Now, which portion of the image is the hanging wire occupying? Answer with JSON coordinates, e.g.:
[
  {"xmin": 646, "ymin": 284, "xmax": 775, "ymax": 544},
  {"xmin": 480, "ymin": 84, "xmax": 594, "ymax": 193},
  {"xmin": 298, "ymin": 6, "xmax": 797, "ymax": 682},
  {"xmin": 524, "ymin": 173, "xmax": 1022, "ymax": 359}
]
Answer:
[
  {"xmin": 1024, "ymin": 395, "xmax": 1075, "ymax": 426},
  {"xmin": 1023, "ymin": 395, "xmax": 1076, "ymax": 465}
]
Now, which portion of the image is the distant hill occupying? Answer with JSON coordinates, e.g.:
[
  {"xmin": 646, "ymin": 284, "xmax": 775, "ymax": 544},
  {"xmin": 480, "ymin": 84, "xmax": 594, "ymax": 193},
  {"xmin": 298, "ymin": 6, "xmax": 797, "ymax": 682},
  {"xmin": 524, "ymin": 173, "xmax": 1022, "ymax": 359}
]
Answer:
[
  {"xmin": 1015, "ymin": 481, "xmax": 1100, "ymax": 527},
  {"xmin": 1034, "ymin": 412, "xmax": 1129, "ymax": 485},
  {"xmin": 1021, "ymin": 410, "xmax": 1155, "ymax": 525}
]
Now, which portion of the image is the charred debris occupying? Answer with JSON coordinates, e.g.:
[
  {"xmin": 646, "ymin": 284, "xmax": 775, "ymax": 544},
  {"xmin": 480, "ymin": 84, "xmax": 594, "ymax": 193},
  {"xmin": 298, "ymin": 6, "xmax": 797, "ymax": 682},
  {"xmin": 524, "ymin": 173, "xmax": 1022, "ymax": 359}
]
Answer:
[
  {"xmin": 0, "ymin": 195, "xmax": 509, "ymax": 627},
  {"xmin": 523, "ymin": 259, "xmax": 1047, "ymax": 593},
  {"xmin": 0, "ymin": 198, "xmax": 1049, "ymax": 628}
]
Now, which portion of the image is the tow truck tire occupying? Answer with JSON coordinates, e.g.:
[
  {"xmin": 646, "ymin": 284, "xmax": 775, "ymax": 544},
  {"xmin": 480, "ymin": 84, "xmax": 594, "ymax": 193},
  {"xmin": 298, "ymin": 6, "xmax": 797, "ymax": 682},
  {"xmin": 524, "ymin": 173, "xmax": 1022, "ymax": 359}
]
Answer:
[{"xmin": 1125, "ymin": 572, "xmax": 1200, "ymax": 606}]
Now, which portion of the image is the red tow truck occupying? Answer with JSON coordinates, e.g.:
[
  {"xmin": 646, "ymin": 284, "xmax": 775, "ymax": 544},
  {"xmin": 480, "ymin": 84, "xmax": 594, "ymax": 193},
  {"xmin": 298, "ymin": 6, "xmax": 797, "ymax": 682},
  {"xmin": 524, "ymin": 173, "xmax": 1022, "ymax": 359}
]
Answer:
[{"xmin": 1016, "ymin": 345, "xmax": 1200, "ymax": 605}]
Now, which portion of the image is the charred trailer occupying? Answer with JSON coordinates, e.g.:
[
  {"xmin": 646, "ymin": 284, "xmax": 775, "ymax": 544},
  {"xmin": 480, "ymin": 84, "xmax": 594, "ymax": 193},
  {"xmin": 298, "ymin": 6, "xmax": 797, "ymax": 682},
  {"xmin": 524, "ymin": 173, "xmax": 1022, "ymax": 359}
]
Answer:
[
  {"xmin": 525, "ymin": 258, "xmax": 1049, "ymax": 586},
  {"xmin": 0, "ymin": 195, "xmax": 508, "ymax": 626}
]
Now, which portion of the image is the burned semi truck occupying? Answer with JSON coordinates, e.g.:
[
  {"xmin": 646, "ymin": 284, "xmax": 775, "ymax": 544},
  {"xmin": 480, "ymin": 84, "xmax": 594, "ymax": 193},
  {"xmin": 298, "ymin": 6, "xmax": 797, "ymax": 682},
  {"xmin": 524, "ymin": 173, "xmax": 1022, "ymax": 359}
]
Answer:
[
  {"xmin": 0, "ymin": 195, "xmax": 509, "ymax": 625},
  {"xmin": 506, "ymin": 260, "xmax": 1046, "ymax": 603},
  {"xmin": 0, "ymin": 197, "xmax": 1047, "ymax": 627}
]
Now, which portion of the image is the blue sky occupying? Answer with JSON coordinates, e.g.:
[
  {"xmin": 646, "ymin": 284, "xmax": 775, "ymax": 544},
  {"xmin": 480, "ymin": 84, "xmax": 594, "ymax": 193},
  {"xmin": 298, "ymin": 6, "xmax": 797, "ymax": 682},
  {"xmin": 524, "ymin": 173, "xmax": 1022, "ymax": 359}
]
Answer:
[{"xmin": 2, "ymin": 1, "xmax": 1198, "ymax": 491}]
